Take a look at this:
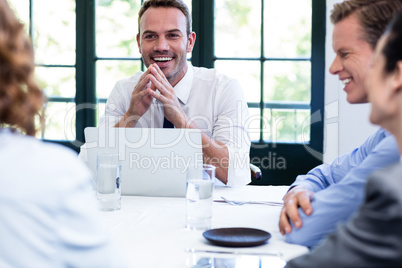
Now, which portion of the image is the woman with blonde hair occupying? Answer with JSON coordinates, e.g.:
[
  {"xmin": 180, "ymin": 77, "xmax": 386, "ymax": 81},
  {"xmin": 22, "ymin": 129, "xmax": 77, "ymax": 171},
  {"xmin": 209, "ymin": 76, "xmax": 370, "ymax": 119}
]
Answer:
[{"xmin": 0, "ymin": 0, "xmax": 125, "ymax": 266}]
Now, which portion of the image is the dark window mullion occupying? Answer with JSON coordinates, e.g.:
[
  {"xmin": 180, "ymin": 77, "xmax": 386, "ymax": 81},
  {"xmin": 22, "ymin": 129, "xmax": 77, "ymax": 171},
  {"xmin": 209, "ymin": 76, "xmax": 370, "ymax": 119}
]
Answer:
[
  {"xmin": 29, "ymin": 0, "xmax": 33, "ymax": 42},
  {"xmin": 35, "ymin": 64, "xmax": 76, "ymax": 68},
  {"xmin": 139, "ymin": 0, "xmax": 145, "ymax": 72},
  {"xmin": 96, "ymin": 57, "xmax": 143, "ymax": 61},
  {"xmin": 191, "ymin": 0, "xmax": 214, "ymax": 68},
  {"xmin": 248, "ymin": 102, "xmax": 310, "ymax": 109},
  {"xmin": 309, "ymin": 0, "xmax": 326, "ymax": 156},
  {"xmin": 260, "ymin": 0, "xmax": 265, "ymax": 142},
  {"xmin": 214, "ymin": 57, "xmax": 311, "ymax": 62},
  {"xmin": 76, "ymin": 0, "xmax": 96, "ymax": 146},
  {"xmin": 47, "ymin": 97, "xmax": 76, "ymax": 103}
]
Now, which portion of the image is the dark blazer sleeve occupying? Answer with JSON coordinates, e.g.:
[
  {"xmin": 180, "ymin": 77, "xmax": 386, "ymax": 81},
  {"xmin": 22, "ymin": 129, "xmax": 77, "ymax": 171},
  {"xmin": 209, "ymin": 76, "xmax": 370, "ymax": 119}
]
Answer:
[{"xmin": 285, "ymin": 164, "xmax": 402, "ymax": 268}]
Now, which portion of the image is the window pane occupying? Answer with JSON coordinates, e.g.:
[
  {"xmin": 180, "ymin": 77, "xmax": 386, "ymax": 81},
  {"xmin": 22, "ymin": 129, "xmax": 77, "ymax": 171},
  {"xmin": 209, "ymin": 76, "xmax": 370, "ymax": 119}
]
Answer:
[
  {"xmin": 96, "ymin": 60, "xmax": 142, "ymax": 99},
  {"xmin": 215, "ymin": 60, "xmax": 260, "ymax": 103},
  {"xmin": 264, "ymin": 0, "xmax": 312, "ymax": 58},
  {"xmin": 263, "ymin": 109, "xmax": 310, "ymax": 143},
  {"xmin": 9, "ymin": 0, "xmax": 29, "ymax": 30},
  {"xmin": 96, "ymin": 103, "xmax": 106, "ymax": 126},
  {"xmin": 263, "ymin": 61, "xmax": 311, "ymax": 102},
  {"xmin": 183, "ymin": 0, "xmax": 192, "ymax": 12},
  {"xmin": 36, "ymin": 67, "xmax": 75, "ymax": 98},
  {"xmin": 96, "ymin": 0, "xmax": 142, "ymax": 58},
  {"xmin": 298, "ymin": 109, "xmax": 311, "ymax": 143},
  {"xmin": 33, "ymin": 0, "xmax": 75, "ymax": 65},
  {"xmin": 247, "ymin": 108, "xmax": 262, "ymax": 142},
  {"xmin": 215, "ymin": 0, "xmax": 261, "ymax": 58},
  {"xmin": 43, "ymin": 102, "xmax": 76, "ymax": 140}
]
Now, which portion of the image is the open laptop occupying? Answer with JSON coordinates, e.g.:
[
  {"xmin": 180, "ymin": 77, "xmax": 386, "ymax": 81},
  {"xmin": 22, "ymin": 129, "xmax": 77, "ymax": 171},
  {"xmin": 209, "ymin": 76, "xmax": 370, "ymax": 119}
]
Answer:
[{"xmin": 83, "ymin": 127, "xmax": 202, "ymax": 197}]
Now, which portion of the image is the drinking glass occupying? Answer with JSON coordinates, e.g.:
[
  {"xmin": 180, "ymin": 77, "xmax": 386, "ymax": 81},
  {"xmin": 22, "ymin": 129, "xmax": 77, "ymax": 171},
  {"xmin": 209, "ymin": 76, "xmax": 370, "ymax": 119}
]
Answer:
[
  {"xmin": 186, "ymin": 164, "xmax": 215, "ymax": 230},
  {"xmin": 96, "ymin": 152, "xmax": 121, "ymax": 211}
]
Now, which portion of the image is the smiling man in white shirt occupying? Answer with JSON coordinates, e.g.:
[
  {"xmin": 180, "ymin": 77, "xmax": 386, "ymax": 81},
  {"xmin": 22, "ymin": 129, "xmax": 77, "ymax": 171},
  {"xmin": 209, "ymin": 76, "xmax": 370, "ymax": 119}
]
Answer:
[{"xmin": 99, "ymin": 0, "xmax": 250, "ymax": 186}]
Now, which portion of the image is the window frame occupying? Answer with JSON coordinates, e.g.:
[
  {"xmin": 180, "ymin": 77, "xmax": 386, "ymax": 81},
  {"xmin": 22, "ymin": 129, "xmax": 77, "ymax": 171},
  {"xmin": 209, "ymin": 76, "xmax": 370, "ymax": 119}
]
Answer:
[
  {"xmin": 25, "ymin": 0, "xmax": 325, "ymax": 184},
  {"xmin": 193, "ymin": 0, "xmax": 326, "ymax": 185}
]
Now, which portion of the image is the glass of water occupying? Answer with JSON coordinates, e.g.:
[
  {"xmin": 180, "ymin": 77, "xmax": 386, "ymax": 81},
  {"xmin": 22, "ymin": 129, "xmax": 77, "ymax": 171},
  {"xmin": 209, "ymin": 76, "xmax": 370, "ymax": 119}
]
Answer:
[
  {"xmin": 96, "ymin": 152, "xmax": 121, "ymax": 211},
  {"xmin": 186, "ymin": 164, "xmax": 215, "ymax": 230}
]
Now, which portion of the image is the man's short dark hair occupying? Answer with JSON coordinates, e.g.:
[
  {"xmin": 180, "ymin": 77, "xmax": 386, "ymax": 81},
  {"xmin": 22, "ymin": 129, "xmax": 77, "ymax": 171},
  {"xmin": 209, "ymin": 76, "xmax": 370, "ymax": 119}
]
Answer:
[
  {"xmin": 138, "ymin": 0, "xmax": 191, "ymax": 36},
  {"xmin": 382, "ymin": 12, "xmax": 402, "ymax": 73}
]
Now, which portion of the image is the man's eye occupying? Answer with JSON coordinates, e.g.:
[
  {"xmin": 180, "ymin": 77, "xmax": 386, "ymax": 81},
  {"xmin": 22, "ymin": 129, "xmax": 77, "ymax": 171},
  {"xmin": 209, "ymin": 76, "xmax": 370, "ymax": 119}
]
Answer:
[
  {"xmin": 144, "ymin": 34, "xmax": 155, "ymax": 39},
  {"xmin": 168, "ymin": 33, "xmax": 179, "ymax": 38}
]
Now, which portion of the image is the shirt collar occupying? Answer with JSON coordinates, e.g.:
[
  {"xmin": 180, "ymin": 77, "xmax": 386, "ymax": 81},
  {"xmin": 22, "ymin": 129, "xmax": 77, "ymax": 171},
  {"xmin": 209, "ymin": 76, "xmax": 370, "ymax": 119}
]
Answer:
[{"xmin": 173, "ymin": 63, "xmax": 193, "ymax": 105}]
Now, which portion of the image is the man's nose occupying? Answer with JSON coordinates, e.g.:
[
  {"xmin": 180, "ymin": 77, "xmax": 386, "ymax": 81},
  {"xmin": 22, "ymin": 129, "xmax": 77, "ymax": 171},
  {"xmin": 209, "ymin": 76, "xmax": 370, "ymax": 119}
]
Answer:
[
  {"xmin": 329, "ymin": 55, "xmax": 342, "ymax": 75},
  {"xmin": 154, "ymin": 37, "xmax": 169, "ymax": 52}
]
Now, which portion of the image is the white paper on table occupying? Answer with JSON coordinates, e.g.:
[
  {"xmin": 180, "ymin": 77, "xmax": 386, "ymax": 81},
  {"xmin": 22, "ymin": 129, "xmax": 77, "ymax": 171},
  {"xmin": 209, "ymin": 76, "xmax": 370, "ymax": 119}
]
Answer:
[{"xmin": 213, "ymin": 185, "xmax": 288, "ymax": 203}]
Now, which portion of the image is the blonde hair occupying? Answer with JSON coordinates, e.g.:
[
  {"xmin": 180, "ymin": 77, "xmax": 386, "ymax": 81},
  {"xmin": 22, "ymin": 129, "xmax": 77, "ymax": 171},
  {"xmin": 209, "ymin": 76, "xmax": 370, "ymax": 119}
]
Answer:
[{"xmin": 0, "ymin": 0, "xmax": 43, "ymax": 136}]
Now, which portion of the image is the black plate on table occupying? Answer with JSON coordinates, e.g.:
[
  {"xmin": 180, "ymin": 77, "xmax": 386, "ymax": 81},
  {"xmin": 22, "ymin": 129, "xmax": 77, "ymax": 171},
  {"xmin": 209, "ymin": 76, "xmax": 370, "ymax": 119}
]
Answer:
[{"xmin": 203, "ymin": 227, "xmax": 271, "ymax": 247}]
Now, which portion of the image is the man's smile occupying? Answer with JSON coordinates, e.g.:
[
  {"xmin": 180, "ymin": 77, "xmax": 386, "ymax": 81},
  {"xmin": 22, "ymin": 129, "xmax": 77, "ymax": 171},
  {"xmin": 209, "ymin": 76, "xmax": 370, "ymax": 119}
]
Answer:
[
  {"xmin": 152, "ymin": 57, "xmax": 173, "ymax": 62},
  {"xmin": 341, "ymin": 77, "xmax": 352, "ymax": 86}
]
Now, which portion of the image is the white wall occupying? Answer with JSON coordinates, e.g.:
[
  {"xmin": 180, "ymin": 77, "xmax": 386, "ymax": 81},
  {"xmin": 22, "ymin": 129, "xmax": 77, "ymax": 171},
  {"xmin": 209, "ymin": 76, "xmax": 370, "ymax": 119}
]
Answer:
[{"xmin": 322, "ymin": 0, "xmax": 378, "ymax": 164}]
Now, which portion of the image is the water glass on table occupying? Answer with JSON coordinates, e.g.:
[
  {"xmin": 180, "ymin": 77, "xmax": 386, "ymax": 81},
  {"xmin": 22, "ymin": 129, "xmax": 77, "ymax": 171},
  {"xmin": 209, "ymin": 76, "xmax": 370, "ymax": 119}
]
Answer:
[
  {"xmin": 96, "ymin": 152, "xmax": 121, "ymax": 211},
  {"xmin": 186, "ymin": 164, "xmax": 215, "ymax": 230}
]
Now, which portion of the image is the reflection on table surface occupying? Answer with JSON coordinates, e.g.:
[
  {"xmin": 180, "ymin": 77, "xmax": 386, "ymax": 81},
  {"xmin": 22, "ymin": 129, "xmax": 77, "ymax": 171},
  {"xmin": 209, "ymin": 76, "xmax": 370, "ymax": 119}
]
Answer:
[
  {"xmin": 187, "ymin": 253, "xmax": 286, "ymax": 268},
  {"xmin": 100, "ymin": 186, "xmax": 308, "ymax": 268}
]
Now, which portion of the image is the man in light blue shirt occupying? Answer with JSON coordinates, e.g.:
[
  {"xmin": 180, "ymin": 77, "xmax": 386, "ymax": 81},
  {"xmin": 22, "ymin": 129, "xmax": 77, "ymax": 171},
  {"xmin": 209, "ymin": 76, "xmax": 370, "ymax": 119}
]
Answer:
[
  {"xmin": 286, "ymin": 11, "xmax": 402, "ymax": 266},
  {"xmin": 279, "ymin": 0, "xmax": 402, "ymax": 248},
  {"xmin": 285, "ymin": 129, "xmax": 398, "ymax": 247}
]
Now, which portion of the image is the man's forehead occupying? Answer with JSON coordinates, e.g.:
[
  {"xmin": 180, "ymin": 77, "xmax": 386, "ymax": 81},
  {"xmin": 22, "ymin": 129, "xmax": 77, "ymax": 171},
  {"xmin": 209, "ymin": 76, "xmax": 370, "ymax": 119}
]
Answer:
[
  {"xmin": 332, "ymin": 16, "xmax": 365, "ymax": 50},
  {"xmin": 139, "ymin": 7, "xmax": 186, "ymax": 32}
]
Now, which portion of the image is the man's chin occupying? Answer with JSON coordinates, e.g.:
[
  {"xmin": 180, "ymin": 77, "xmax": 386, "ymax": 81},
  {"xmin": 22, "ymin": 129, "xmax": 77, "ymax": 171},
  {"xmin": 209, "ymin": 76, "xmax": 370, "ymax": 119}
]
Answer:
[
  {"xmin": 160, "ymin": 68, "xmax": 171, "ymax": 78},
  {"xmin": 345, "ymin": 88, "xmax": 369, "ymax": 104},
  {"xmin": 347, "ymin": 94, "xmax": 369, "ymax": 104}
]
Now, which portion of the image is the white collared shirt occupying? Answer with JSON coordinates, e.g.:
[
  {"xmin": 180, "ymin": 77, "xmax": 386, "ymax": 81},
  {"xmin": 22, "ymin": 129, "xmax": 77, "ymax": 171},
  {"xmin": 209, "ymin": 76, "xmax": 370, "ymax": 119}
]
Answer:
[
  {"xmin": 0, "ymin": 128, "xmax": 126, "ymax": 267},
  {"xmin": 99, "ymin": 64, "xmax": 251, "ymax": 186}
]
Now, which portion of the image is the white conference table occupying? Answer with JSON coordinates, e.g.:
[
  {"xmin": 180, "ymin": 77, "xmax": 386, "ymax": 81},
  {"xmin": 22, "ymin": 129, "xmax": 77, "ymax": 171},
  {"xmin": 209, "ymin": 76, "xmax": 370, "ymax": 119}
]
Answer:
[{"xmin": 101, "ymin": 186, "xmax": 308, "ymax": 268}]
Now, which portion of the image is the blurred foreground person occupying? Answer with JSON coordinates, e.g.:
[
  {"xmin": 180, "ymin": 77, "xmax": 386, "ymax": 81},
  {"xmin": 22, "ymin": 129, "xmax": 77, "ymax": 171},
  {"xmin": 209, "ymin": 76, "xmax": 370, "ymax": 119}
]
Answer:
[
  {"xmin": 280, "ymin": 0, "xmax": 402, "ymax": 248},
  {"xmin": 0, "ymin": 0, "xmax": 125, "ymax": 267},
  {"xmin": 286, "ymin": 12, "xmax": 402, "ymax": 268}
]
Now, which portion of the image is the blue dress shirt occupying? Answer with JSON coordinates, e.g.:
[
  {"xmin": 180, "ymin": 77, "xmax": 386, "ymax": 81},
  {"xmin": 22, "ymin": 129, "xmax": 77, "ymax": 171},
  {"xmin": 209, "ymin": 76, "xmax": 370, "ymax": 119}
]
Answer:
[{"xmin": 285, "ymin": 128, "xmax": 400, "ymax": 248}]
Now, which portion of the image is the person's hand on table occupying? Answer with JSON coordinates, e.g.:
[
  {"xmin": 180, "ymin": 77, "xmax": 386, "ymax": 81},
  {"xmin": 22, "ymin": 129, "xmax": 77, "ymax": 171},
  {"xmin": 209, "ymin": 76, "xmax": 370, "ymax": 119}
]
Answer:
[{"xmin": 279, "ymin": 186, "xmax": 314, "ymax": 235}]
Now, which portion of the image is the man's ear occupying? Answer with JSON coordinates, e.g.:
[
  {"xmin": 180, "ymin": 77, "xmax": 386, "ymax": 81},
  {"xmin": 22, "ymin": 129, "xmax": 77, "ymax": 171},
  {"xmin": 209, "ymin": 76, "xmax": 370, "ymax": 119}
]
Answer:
[
  {"xmin": 393, "ymin": 61, "xmax": 402, "ymax": 93},
  {"xmin": 187, "ymin": 32, "xmax": 196, "ymax": 53},
  {"xmin": 136, "ymin": 33, "xmax": 141, "ymax": 54}
]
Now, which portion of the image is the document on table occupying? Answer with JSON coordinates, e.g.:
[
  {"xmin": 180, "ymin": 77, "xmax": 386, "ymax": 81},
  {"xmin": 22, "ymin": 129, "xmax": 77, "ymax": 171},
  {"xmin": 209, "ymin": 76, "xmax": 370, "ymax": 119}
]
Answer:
[{"xmin": 213, "ymin": 185, "xmax": 288, "ymax": 204}]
